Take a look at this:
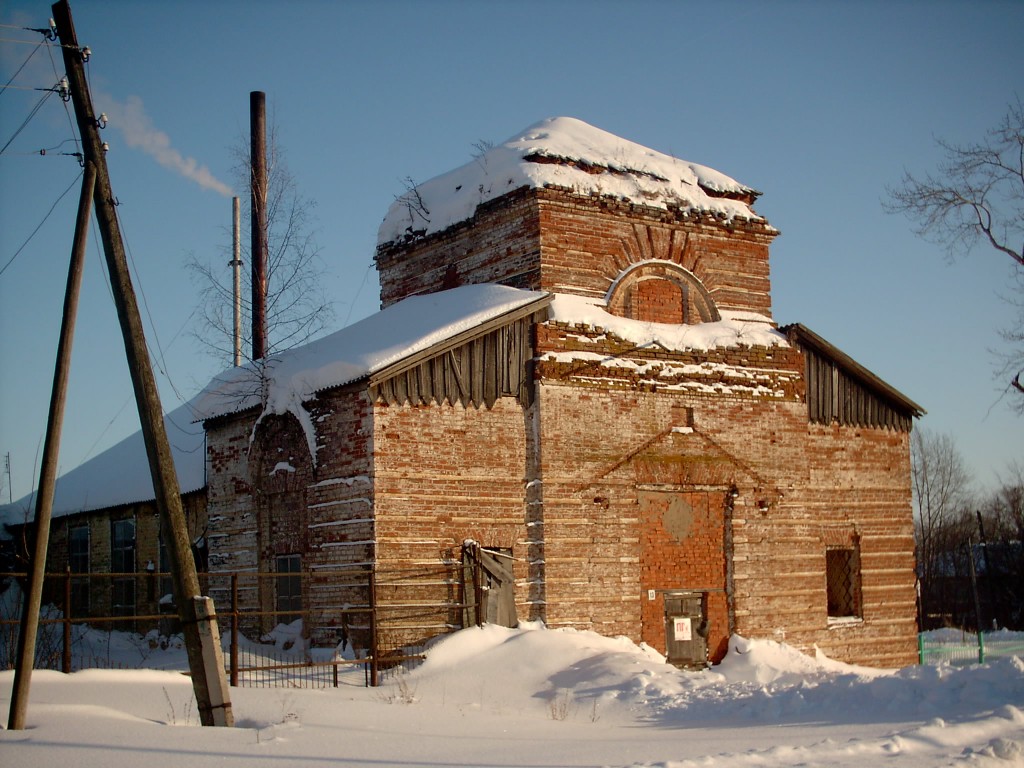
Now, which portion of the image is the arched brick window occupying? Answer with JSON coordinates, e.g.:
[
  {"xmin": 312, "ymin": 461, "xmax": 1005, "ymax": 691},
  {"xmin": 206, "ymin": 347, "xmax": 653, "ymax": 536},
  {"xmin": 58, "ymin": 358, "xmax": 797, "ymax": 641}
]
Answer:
[{"xmin": 607, "ymin": 261, "xmax": 719, "ymax": 325}]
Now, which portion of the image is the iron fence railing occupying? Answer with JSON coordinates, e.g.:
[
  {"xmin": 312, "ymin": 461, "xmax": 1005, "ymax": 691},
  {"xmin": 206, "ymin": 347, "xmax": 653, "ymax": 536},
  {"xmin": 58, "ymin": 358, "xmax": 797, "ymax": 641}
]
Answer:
[
  {"xmin": 0, "ymin": 560, "xmax": 490, "ymax": 687},
  {"xmin": 918, "ymin": 632, "xmax": 1024, "ymax": 666}
]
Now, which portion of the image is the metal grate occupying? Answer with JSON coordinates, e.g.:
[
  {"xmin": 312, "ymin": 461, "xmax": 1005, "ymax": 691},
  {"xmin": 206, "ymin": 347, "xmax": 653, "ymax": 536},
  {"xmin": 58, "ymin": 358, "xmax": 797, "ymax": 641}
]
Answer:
[{"xmin": 826, "ymin": 548, "xmax": 857, "ymax": 617}]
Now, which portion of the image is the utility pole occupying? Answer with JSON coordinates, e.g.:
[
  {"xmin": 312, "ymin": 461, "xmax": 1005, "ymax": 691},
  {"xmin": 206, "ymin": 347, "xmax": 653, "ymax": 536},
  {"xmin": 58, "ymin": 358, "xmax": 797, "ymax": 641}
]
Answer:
[
  {"xmin": 3, "ymin": 453, "xmax": 11, "ymax": 505},
  {"xmin": 47, "ymin": 0, "xmax": 231, "ymax": 726},
  {"xmin": 7, "ymin": 162, "xmax": 94, "ymax": 731},
  {"xmin": 250, "ymin": 91, "xmax": 268, "ymax": 360},
  {"xmin": 967, "ymin": 538, "xmax": 984, "ymax": 634},
  {"xmin": 976, "ymin": 510, "xmax": 998, "ymax": 630},
  {"xmin": 231, "ymin": 196, "xmax": 242, "ymax": 367}
]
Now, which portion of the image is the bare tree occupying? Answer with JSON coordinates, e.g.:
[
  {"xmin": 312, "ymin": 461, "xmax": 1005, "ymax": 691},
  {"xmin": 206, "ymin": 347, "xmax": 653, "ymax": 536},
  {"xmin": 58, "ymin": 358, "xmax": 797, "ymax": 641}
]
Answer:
[
  {"xmin": 188, "ymin": 123, "xmax": 333, "ymax": 364},
  {"xmin": 912, "ymin": 429, "xmax": 973, "ymax": 627},
  {"xmin": 886, "ymin": 99, "xmax": 1024, "ymax": 404},
  {"xmin": 979, "ymin": 463, "xmax": 1024, "ymax": 627}
]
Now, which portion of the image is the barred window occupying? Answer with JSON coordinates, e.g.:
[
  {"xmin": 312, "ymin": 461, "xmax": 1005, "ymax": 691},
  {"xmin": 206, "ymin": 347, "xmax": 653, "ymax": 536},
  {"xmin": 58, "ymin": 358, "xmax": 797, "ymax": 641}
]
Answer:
[
  {"xmin": 111, "ymin": 518, "xmax": 136, "ymax": 619},
  {"xmin": 276, "ymin": 554, "xmax": 302, "ymax": 624},
  {"xmin": 826, "ymin": 546, "xmax": 861, "ymax": 620},
  {"xmin": 69, "ymin": 524, "xmax": 90, "ymax": 616}
]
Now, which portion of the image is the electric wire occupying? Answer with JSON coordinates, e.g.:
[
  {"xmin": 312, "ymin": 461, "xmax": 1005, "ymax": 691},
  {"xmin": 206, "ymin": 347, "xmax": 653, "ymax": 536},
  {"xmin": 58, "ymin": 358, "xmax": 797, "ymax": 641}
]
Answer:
[
  {"xmin": 0, "ymin": 87, "xmax": 54, "ymax": 155},
  {"xmin": 343, "ymin": 262, "xmax": 374, "ymax": 327},
  {"xmin": 0, "ymin": 35, "xmax": 85, "ymax": 54},
  {"xmin": 0, "ymin": 37, "xmax": 43, "ymax": 99},
  {"xmin": 4, "ymin": 27, "xmax": 201, "ymax": 478},
  {"xmin": 0, "ymin": 169, "xmax": 82, "ymax": 278},
  {"xmin": 0, "ymin": 36, "xmax": 51, "ymax": 46},
  {"xmin": 115, "ymin": 204, "xmax": 190, "ymax": 406},
  {"xmin": 47, "ymin": 37, "xmax": 80, "ymax": 158},
  {"xmin": 0, "ymin": 84, "xmax": 51, "ymax": 92}
]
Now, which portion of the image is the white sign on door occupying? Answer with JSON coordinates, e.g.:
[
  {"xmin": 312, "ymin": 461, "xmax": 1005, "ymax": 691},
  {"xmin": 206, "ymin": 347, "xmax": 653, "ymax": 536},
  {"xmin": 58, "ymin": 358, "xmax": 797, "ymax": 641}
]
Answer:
[{"xmin": 673, "ymin": 617, "xmax": 692, "ymax": 642}]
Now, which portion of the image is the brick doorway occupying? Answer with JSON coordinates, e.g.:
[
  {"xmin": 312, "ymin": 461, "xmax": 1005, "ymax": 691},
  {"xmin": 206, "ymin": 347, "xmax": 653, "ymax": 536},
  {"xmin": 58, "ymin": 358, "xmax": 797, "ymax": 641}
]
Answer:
[{"xmin": 638, "ymin": 489, "xmax": 730, "ymax": 663}]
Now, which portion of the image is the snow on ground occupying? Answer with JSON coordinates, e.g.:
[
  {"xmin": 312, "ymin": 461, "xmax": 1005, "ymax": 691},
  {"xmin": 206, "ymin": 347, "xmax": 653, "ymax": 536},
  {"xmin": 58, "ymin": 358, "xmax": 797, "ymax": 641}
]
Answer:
[{"xmin": 3, "ymin": 622, "xmax": 1023, "ymax": 767}]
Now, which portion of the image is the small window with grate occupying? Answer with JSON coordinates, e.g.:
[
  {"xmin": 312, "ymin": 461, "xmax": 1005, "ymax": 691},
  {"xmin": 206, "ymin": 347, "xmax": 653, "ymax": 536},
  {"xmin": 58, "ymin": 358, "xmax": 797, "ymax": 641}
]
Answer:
[
  {"xmin": 69, "ymin": 524, "xmax": 90, "ymax": 616},
  {"xmin": 826, "ymin": 546, "xmax": 861, "ymax": 621},
  {"xmin": 111, "ymin": 518, "xmax": 136, "ymax": 621},
  {"xmin": 275, "ymin": 554, "xmax": 302, "ymax": 625}
]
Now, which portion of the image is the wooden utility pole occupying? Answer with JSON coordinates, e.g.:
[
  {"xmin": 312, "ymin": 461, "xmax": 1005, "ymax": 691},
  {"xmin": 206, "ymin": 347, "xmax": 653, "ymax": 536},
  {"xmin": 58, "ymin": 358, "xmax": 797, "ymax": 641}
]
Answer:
[
  {"xmin": 46, "ymin": 0, "xmax": 232, "ymax": 726},
  {"xmin": 250, "ymin": 91, "xmax": 268, "ymax": 360},
  {"xmin": 7, "ymin": 162, "xmax": 95, "ymax": 731}
]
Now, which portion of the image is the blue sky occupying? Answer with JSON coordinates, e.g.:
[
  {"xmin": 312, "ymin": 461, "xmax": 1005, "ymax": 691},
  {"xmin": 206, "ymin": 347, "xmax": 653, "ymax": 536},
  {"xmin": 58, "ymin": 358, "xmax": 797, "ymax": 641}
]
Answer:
[{"xmin": 1, "ymin": 0, "xmax": 1021, "ymax": 504}]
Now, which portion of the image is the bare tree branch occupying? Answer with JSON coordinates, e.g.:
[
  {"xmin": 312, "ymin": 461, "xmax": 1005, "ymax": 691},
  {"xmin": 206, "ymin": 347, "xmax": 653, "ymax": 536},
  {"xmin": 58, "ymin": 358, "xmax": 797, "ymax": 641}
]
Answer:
[
  {"xmin": 886, "ymin": 99, "xmax": 1024, "ymax": 406},
  {"xmin": 187, "ymin": 120, "xmax": 334, "ymax": 367}
]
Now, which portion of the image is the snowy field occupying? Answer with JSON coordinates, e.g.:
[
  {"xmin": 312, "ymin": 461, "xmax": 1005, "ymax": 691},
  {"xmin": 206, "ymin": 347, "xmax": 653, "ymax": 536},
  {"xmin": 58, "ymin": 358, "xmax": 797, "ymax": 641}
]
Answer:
[{"xmin": 2, "ymin": 622, "xmax": 1023, "ymax": 768}]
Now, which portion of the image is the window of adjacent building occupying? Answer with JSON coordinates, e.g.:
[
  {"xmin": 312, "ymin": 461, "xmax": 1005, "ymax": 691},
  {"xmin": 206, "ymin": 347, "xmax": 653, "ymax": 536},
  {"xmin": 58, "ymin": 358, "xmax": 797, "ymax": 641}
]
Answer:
[
  {"xmin": 69, "ymin": 524, "xmax": 90, "ymax": 616},
  {"xmin": 158, "ymin": 534, "xmax": 174, "ymax": 606},
  {"xmin": 111, "ymin": 518, "xmax": 136, "ymax": 618},
  {"xmin": 275, "ymin": 554, "xmax": 302, "ymax": 624},
  {"xmin": 826, "ymin": 546, "xmax": 861, "ymax": 620}
]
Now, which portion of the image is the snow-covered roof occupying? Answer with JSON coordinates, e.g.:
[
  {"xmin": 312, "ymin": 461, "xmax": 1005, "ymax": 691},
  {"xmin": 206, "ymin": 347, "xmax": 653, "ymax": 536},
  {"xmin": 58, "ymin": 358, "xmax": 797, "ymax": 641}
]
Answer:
[
  {"xmin": 1, "ymin": 285, "xmax": 548, "ymax": 528},
  {"xmin": 191, "ymin": 284, "xmax": 551, "ymax": 424},
  {"xmin": 2, "ymin": 283, "xmax": 789, "ymax": 527},
  {"xmin": 0, "ymin": 401, "xmax": 206, "ymax": 526},
  {"xmin": 378, "ymin": 117, "xmax": 763, "ymax": 246}
]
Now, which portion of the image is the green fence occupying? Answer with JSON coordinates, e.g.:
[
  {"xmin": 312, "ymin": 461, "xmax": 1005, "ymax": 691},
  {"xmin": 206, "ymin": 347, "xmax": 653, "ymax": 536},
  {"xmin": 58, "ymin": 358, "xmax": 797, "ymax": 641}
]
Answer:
[{"xmin": 919, "ymin": 632, "xmax": 1024, "ymax": 666}]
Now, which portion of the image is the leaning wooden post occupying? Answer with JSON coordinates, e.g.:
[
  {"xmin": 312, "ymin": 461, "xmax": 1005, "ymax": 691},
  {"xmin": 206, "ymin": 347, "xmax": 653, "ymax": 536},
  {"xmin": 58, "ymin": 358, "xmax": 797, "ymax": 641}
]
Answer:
[
  {"xmin": 192, "ymin": 597, "xmax": 231, "ymax": 725},
  {"xmin": 7, "ymin": 162, "xmax": 95, "ymax": 730},
  {"xmin": 50, "ymin": 0, "xmax": 231, "ymax": 727}
]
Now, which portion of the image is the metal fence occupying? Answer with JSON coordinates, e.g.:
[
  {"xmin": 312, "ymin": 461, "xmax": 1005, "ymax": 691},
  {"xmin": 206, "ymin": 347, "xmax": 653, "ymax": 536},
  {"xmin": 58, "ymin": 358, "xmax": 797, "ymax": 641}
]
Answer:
[
  {"xmin": 1, "ymin": 560, "xmax": 485, "ymax": 687},
  {"xmin": 918, "ymin": 632, "xmax": 1024, "ymax": 666}
]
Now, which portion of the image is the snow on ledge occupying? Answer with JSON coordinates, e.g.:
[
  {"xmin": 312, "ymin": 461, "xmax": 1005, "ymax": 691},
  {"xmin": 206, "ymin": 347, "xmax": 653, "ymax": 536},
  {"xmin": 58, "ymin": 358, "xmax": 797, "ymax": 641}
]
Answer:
[
  {"xmin": 548, "ymin": 293, "xmax": 786, "ymax": 352},
  {"xmin": 378, "ymin": 116, "xmax": 765, "ymax": 246}
]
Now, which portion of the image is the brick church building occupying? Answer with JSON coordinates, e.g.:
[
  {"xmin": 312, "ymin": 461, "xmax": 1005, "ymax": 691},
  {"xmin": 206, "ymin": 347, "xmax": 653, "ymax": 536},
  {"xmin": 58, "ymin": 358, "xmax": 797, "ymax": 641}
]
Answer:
[{"xmin": 192, "ymin": 117, "xmax": 923, "ymax": 668}]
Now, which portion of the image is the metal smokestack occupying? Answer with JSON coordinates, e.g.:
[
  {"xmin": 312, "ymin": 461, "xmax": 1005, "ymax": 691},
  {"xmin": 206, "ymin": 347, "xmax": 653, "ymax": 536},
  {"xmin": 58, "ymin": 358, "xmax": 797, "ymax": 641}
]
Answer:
[
  {"xmin": 250, "ymin": 91, "xmax": 268, "ymax": 360},
  {"xmin": 231, "ymin": 196, "xmax": 242, "ymax": 367}
]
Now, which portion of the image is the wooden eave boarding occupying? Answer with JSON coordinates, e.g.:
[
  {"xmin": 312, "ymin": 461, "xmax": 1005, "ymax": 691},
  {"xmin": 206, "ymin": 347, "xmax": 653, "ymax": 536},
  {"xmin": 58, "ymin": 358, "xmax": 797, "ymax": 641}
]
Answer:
[
  {"xmin": 783, "ymin": 322, "xmax": 925, "ymax": 430},
  {"xmin": 368, "ymin": 294, "xmax": 553, "ymax": 408}
]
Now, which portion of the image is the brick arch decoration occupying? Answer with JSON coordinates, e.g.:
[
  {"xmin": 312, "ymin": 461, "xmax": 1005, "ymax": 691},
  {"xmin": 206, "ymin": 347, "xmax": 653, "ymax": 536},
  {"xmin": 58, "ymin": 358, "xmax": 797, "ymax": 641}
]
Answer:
[
  {"xmin": 248, "ymin": 412, "xmax": 315, "ymax": 495},
  {"xmin": 606, "ymin": 261, "xmax": 721, "ymax": 325}
]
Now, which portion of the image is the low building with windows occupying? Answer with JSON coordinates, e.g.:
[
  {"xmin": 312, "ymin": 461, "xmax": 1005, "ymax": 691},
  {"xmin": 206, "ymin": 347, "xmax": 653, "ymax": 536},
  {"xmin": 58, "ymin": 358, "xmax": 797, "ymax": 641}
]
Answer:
[
  {"xmin": 0, "ymin": 404, "xmax": 208, "ymax": 628},
  {"xmin": 3, "ymin": 117, "xmax": 923, "ymax": 668}
]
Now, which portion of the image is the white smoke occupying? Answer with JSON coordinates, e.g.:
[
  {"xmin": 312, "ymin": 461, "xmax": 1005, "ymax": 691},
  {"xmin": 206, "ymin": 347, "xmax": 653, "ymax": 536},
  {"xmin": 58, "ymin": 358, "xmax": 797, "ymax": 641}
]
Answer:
[{"xmin": 100, "ymin": 93, "xmax": 233, "ymax": 197}]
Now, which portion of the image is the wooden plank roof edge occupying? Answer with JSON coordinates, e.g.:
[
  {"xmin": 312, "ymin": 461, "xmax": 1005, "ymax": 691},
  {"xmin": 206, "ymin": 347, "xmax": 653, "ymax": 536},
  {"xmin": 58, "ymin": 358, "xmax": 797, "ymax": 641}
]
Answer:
[
  {"xmin": 366, "ymin": 293, "xmax": 554, "ymax": 388},
  {"xmin": 781, "ymin": 323, "xmax": 926, "ymax": 418}
]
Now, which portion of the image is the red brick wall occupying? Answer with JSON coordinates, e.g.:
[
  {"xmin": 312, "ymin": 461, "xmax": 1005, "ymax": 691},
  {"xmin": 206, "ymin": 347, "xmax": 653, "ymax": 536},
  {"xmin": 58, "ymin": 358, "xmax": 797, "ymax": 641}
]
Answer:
[
  {"xmin": 204, "ymin": 388, "xmax": 375, "ymax": 644},
  {"xmin": 368, "ymin": 183, "xmax": 916, "ymax": 667},
  {"xmin": 535, "ymin": 192, "xmax": 777, "ymax": 318},
  {"xmin": 532, "ymin": 346, "xmax": 917, "ymax": 668},
  {"xmin": 375, "ymin": 187, "xmax": 777, "ymax": 320},
  {"xmin": 372, "ymin": 397, "xmax": 528, "ymax": 569},
  {"xmin": 632, "ymin": 278, "xmax": 684, "ymax": 324},
  {"xmin": 375, "ymin": 188, "xmax": 543, "ymax": 307},
  {"xmin": 371, "ymin": 396, "xmax": 532, "ymax": 646}
]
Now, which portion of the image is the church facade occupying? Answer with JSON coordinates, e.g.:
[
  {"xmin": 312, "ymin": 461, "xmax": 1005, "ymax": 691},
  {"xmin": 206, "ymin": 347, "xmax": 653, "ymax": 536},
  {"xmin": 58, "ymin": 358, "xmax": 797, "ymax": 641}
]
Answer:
[{"xmin": 198, "ymin": 118, "xmax": 923, "ymax": 667}]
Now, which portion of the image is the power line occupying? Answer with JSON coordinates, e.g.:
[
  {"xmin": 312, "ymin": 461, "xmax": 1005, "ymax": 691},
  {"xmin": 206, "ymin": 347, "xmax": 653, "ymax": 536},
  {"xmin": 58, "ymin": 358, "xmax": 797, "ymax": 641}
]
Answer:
[
  {"xmin": 0, "ymin": 87, "xmax": 55, "ymax": 155},
  {"xmin": 115, "ymin": 205, "xmax": 191, "ymax": 405},
  {"xmin": 0, "ymin": 169, "xmax": 82, "ymax": 278},
  {"xmin": 0, "ymin": 37, "xmax": 44, "ymax": 99},
  {"xmin": 46, "ymin": 36, "xmax": 80, "ymax": 158}
]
